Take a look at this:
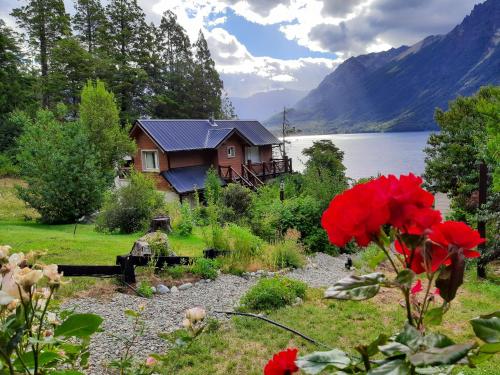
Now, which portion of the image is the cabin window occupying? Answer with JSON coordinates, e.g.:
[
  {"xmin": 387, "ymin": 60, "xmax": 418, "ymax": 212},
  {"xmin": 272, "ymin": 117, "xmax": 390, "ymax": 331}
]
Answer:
[
  {"xmin": 142, "ymin": 150, "xmax": 159, "ymax": 171},
  {"xmin": 227, "ymin": 146, "xmax": 236, "ymax": 158}
]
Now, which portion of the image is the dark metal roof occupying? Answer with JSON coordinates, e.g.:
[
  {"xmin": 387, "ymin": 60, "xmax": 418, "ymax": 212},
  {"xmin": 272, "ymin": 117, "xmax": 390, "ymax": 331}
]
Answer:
[
  {"xmin": 136, "ymin": 119, "xmax": 280, "ymax": 152},
  {"xmin": 161, "ymin": 165, "xmax": 225, "ymax": 194}
]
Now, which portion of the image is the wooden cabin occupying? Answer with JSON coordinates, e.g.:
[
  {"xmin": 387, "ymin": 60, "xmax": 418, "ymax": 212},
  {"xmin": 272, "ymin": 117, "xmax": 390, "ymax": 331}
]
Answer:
[{"xmin": 127, "ymin": 119, "xmax": 292, "ymax": 200}]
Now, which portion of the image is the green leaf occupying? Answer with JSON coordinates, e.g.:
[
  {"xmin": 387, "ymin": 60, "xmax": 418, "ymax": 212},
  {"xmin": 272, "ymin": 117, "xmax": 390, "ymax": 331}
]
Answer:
[
  {"xmin": 55, "ymin": 313, "xmax": 103, "ymax": 338},
  {"xmin": 379, "ymin": 342, "xmax": 411, "ymax": 357},
  {"xmin": 296, "ymin": 349, "xmax": 351, "ymax": 374},
  {"xmin": 395, "ymin": 323, "xmax": 421, "ymax": 350},
  {"xmin": 419, "ymin": 333, "xmax": 454, "ymax": 349},
  {"xmin": 424, "ymin": 307, "xmax": 444, "ymax": 326},
  {"xmin": 479, "ymin": 342, "xmax": 500, "ymax": 353},
  {"xmin": 395, "ymin": 270, "xmax": 415, "ymax": 288},
  {"xmin": 366, "ymin": 334, "xmax": 389, "ymax": 356},
  {"xmin": 367, "ymin": 359, "xmax": 410, "ymax": 374},
  {"xmin": 124, "ymin": 309, "xmax": 139, "ymax": 318},
  {"xmin": 408, "ymin": 343, "xmax": 475, "ymax": 366},
  {"xmin": 325, "ymin": 273, "xmax": 386, "ymax": 301},
  {"xmin": 470, "ymin": 313, "xmax": 500, "ymax": 343},
  {"xmin": 14, "ymin": 351, "xmax": 61, "ymax": 370}
]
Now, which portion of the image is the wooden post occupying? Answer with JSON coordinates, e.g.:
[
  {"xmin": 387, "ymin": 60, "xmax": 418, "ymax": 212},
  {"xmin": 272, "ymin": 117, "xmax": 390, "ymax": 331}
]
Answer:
[
  {"xmin": 273, "ymin": 160, "xmax": 276, "ymax": 176},
  {"xmin": 262, "ymin": 161, "xmax": 266, "ymax": 179},
  {"xmin": 284, "ymin": 156, "xmax": 289, "ymax": 173},
  {"xmin": 477, "ymin": 161, "xmax": 488, "ymax": 278}
]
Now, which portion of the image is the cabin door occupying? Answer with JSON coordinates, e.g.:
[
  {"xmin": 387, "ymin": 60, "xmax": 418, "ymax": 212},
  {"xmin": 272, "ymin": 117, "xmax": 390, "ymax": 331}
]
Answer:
[{"xmin": 245, "ymin": 146, "xmax": 261, "ymax": 163}]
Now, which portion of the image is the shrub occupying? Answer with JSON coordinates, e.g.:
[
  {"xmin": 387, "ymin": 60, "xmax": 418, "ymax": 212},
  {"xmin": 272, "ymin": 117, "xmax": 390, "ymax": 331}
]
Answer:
[
  {"xmin": 267, "ymin": 238, "xmax": 305, "ymax": 270},
  {"xmin": 164, "ymin": 265, "xmax": 188, "ymax": 279},
  {"xmin": 96, "ymin": 170, "xmax": 165, "ymax": 233},
  {"xmin": 353, "ymin": 244, "xmax": 386, "ymax": 271},
  {"xmin": 16, "ymin": 109, "xmax": 107, "ymax": 223},
  {"xmin": 191, "ymin": 258, "xmax": 219, "ymax": 280},
  {"xmin": 137, "ymin": 280, "xmax": 154, "ymax": 298},
  {"xmin": 177, "ymin": 201, "xmax": 193, "ymax": 236},
  {"xmin": 241, "ymin": 277, "xmax": 307, "ymax": 311},
  {"xmin": 220, "ymin": 183, "xmax": 253, "ymax": 223},
  {"xmin": 227, "ymin": 224, "xmax": 263, "ymax": 259}
]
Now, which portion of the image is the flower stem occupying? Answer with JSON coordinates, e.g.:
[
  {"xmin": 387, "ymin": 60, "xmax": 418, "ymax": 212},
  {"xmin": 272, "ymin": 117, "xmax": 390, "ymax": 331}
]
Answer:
[
  {"xmin": 374, "ymin": 241, "xmax": 399, "ymax": 274},
  {"xmin": 0, "ymin": 349, "xmax": 15, "ymax": 375},
  {"xmin": 403, "ymin": 289, "xmax": 415, "ymax": 326},
  {"xmin": 417, "ymin": 273, "xmax": 435, "ymax": 330}
]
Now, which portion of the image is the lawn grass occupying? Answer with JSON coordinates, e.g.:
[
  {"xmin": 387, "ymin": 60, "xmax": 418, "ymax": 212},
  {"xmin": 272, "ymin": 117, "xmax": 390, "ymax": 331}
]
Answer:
[
  {"xmin": 159, "ymin": 272, "xmax": 499, "ymax": 374},
  {"xmin": 0, "ymin": 178, "xmax": 206, "ymax": 296}
]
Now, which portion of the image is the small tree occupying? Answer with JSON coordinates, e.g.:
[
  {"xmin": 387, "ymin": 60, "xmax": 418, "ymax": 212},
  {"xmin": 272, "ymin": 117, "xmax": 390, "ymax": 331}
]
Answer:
[
  {"xmin": 79, "ymin": 80, "xmax": 136, "ymax": 181},
  {"xmin": 96, "ymin": 170, "xmax": 164, "ymax": 233},
  {"xmin": 302, "ymin": 140, "xmax": 348, "ymax": 208},
  {"xmin": 16, "ymin": 108, "xmax": 107, "ymax": 223}
]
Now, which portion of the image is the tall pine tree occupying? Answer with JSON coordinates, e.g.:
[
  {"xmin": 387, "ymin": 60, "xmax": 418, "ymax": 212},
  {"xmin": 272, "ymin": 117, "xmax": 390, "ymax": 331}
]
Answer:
[
  {"xmin": 73, "ymin": 0, "xmax": 107, "ymax": 53},
  {"xmin": 191, "ymin": 30, "xmax": 223, "ymax": 118},
  {"xmin": 11, "ymin": 0, "xmax": 71, "ymax": 107},
  {"xmin": 104, "ymin": 0, "xmax": 150, "ymax": 122}
]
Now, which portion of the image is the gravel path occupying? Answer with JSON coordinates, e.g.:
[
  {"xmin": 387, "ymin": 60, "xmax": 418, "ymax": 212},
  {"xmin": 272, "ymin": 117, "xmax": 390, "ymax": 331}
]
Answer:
[{"xmin": 63, "ymin": 253, "xmax": 351, "ymax": 374}]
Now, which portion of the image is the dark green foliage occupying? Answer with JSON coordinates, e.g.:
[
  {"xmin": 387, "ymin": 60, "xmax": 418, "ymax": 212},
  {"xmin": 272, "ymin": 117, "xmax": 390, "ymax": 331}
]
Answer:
[
  {"xmin": 164, "ymin": 265, "xmax": 188, "ymax": 279},
  {"xmin": 0, "ymin": 154, "xmax": 19, "ymax": 177},
  {"xmin": 73, "ymin": 0, "xmax": 106, "ymax": 53},
  {"xmin": 302, "ymin": 139, "xmax": 348, "ymax": 208},
  {"xmin": 16, "ymin": 109, "xmax": 107, "ymax": 223},
  {"xmin": 0, "ymin": 21, "xmax": 36, "ymax": 151},
  {"xmin": 205, "ymin": 167, "xmax": 222, "ymax": 206},
  {"xmin": 241, "ymin": 277, "xmax": 307, "ymax": 311},
  {"xmin": 191, "ymin": 258, "xmax": 219, "ymax": 280},
  {"xmin": 96, "ymin": 170, "xmax": 164, "ymax": 233},
  {"xmin": 177, "ymin": 201, "xmax": 194, "ymax": 237},
  {"xmin": 220, "ymin": 183, "xmax": 253, "ymax": 223},
  {"xmin": 280, "ymin": 195, "xmax": 338, "ymax": 254},
  {"xmin": 11, "ymin": 0, "xmax": 71, "ymax": 106},
  {"xmin": 47, "ymin": 38, "xmax": 96, "ymax": 114}
]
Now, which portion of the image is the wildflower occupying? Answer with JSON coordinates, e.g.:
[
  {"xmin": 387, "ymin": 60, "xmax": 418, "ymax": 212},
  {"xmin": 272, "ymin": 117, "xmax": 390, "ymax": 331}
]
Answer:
[
  {"xmin": 429, "ymin": 221, "xmax": 485, "ymax": 256},
  {"xmin": 145, "ymin": 356, "xmax": 157, "ymax": 367},
  {"xmin": 0, "ymin": 245, "xmax": 11, "ymax": 260},
  {"xmin": 264, "ymin": 348, "xmax": 299, "ymax": 375},
  {"xmin": 43, "ymin": 264, "xmax": 64, "ymax": 286},
  {"xmin": 410, "ymin": 280, "xmax": 423, "ymax": 294},
  {"xmin": 13, "ymin": 267, "xmax": 43, "ymax": 291}
]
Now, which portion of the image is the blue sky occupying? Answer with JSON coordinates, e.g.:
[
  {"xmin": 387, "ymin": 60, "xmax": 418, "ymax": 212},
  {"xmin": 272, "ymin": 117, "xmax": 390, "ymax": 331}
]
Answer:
[{"xmin": 0, "ymin": 0, "xmax": 483, "ymax": 97}]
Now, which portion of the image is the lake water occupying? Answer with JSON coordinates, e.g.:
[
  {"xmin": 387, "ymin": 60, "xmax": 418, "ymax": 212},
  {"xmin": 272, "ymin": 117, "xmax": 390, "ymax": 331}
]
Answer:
[{"xmin": 283, "ymin": 131, "xmax": 434, "ymax": 179}]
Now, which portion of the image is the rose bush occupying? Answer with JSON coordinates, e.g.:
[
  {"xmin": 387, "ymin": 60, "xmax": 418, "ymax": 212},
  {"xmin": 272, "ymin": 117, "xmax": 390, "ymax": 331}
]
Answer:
[
  {"xmin": 0, "ymin": 246, "xmax": 103, "ymax": 374},
  {"xmin": 265, "ymin": 174, "xmax": 499, "ymax": 374}
]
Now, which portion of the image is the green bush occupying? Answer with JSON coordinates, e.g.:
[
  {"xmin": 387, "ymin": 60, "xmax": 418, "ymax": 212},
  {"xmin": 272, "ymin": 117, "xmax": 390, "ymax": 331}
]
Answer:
[
  {"xmin": 164, "ymin": 265, "xmax": 188, "ymax": 279},
  {"xmin": 137, "ymin": 280, "xmax": 154, "ymax": 298},
  {"xmin": 267, "ymin": 239, "xmax": 305, "ymax": 270},
  {"xmin": 227, "ymin": 224, "xmax": 263, "ymax": 259},
  {"xmin": 240, "ymin": 277, "xmax": 307, "ymax": 311},
  {"xmin": 96, "ymin": 170, "xmax": 165, "ymax": 233},
  {"xmin": 142, "ymin": 231, "xmax": 173, "ymax": 256},
  {"xmin": 177, "ymin": 200, "xmax": 194, "ymax": 236},
  {"xmin": 0, "ymin": 154, "xmax": 19, "ymax": 177},
  {"xmin": 353, "ymin": 244, "xmax": 386, "ymax": 271},
  {"xmin": 220, "ymin": 183, "xmax": 253, "ymax": 223},
  {"xmin": 191, "ymin": 258, "xmax": 219, "ymax": 280}
]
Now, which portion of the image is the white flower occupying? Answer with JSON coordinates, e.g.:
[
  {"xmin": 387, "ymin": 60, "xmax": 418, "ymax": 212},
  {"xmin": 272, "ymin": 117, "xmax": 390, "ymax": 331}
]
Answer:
[
  {"xmin": 13, "ymin": 267, "xmax": 43, "ymax": 290},
  {"xmin": 185, "ymin": 307, "xmax": 206, "ymax": 324},
  {"xmin": 43, "ymin": 264, "xmax": 63, "ymax": 285},
  {"xmin": 0, "ymin": 245, "xmax": 11, "ymax": 260},
  {"xmin": 0, "ymin": 269, "xmax": 23, "ymax": 299},
  {"xmin": 0, "ymin": 290, "xmax": 15, "ymax": 305}
]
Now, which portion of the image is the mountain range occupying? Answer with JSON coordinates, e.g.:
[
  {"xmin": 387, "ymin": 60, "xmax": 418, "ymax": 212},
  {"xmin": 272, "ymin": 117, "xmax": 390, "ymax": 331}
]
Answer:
[
  {"xmin": 265, "ymin": 0, "xmax": 500, "ymax": 133},
  {"xmin": 230, "ymin": 89, "xmax": 307, "ymax": 121}
]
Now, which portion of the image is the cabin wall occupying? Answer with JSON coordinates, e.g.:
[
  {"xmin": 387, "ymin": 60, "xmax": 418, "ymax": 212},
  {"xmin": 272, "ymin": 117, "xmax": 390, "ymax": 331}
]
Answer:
[
  {"xmin": 217, "ymin": 133, "xmax": 246, "ymax": 174},
  {"xmin": 168, "ymin": 150, "xmax": 216, "ymax": 169},
  {"xmin": 131, "ymin": 127, "xmax": 170, "ymax": 191},
  {"xmin": 259, "ymin": 145, "xmax": 273, "ymax": 162}
]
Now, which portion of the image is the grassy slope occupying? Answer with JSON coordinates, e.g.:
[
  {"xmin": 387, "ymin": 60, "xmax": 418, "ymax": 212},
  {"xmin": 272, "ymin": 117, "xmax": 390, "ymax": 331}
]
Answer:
[{"xmin": 161, "ymin": 274, "xmax": 499, "ymax": 374}]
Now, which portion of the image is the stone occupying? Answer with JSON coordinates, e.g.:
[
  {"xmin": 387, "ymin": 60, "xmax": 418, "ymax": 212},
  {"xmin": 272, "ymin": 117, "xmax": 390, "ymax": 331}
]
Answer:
[
  {"xmin": 131, "ymin": 231, "xmax": 176, "ymax": 257},
  {"xmin": 178, "ymin": 283, "xmax": 193, "ymax": 290},
  {"xmin": 170, "ymin": 286, "xmax": 179, "ymax": 294},
  {"xmin": 157, "ymin": 284, "xmax": 169, "ymax": 294},
  {"xmin": 293, "ymin": 297, "xmax": 303, "ymax": 306},
  {"xmin": 151, "ymin": 286, "xmax": 157, "ymax": 294}
]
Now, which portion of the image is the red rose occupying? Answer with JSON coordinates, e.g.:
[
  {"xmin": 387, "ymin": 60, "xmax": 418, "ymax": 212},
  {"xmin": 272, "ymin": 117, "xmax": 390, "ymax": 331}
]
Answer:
[
  {"xmin": 385, "ymin": 174, "xmax": 442, "ymax": 234},
  {"xmin": 429, "ymin": 221, "xmax": 485, "ymax": 257},
  {"xmin": 395, "ymin": 240, "xmax": 450, "ymax": 274},
  {"xmin": 411, "ymin": 279, "xmax": 423, "ymax": 294},
  {"xmin": 264, "ymin": 348, "xmax": 299, "ymax": 375},
  {"xmin": 322, "ymin": 179, "xmax": 390, "ymax": 247}
]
